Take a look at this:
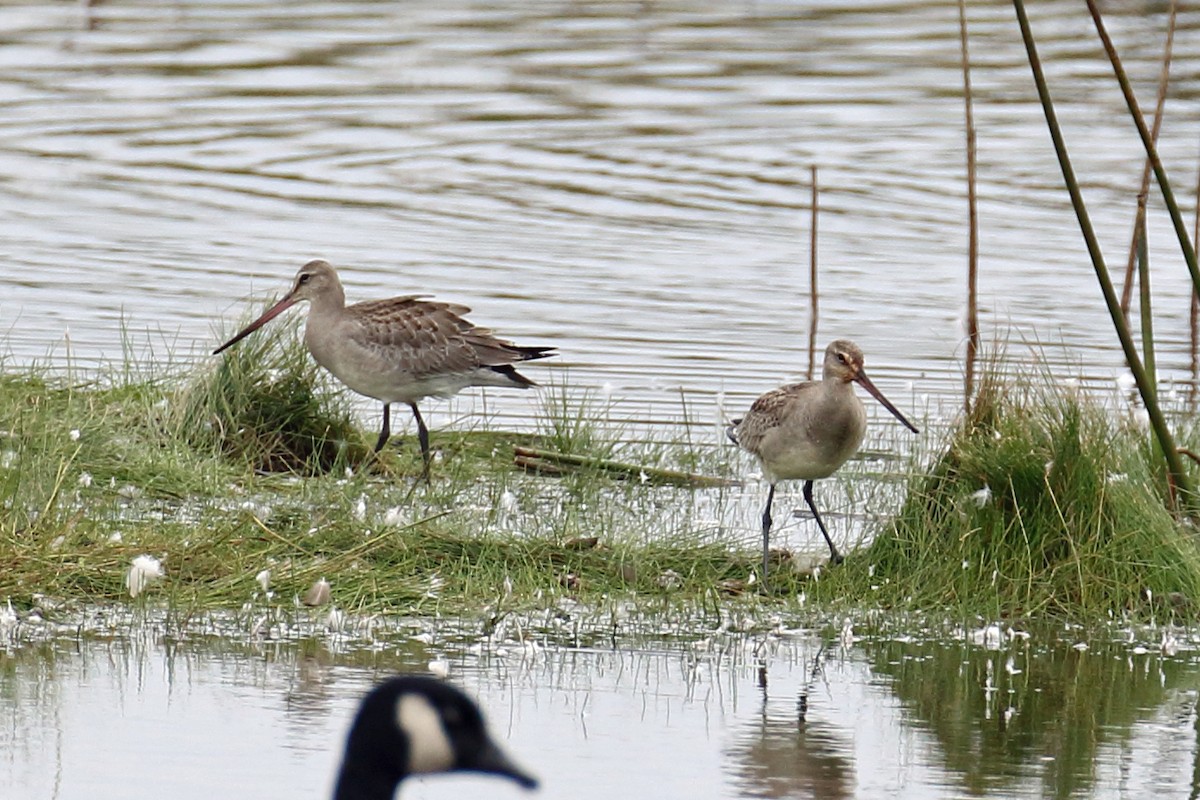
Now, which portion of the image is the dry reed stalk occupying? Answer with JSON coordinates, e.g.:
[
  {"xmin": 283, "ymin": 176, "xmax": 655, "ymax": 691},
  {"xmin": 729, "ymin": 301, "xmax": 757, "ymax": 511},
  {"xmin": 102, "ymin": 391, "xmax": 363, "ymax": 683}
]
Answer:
[
  {"xmin": 959, "ymin": 0, "xmax": 980, "ymax": 416},
  {"xmin": 807, "ymin": 164, "xmax": 819, "ymax": 381},
  {"xmin": 1119, "ymin": 0, "xmax": 1177, "ymax": 319}
]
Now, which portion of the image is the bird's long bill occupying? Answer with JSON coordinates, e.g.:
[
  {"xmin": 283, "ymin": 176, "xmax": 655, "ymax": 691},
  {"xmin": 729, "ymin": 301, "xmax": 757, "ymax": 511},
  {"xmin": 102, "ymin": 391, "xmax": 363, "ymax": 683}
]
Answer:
[
  {"xmin": 467, "ymin": 739, "xmax": 539, "ymax": 790},
  {"xmin": 211, "ymin": 294, "xmax": 296, "ymax": 355},
  {"xmin": 855, "ymin": 370, "xmax": 920, "ymax": 434}
]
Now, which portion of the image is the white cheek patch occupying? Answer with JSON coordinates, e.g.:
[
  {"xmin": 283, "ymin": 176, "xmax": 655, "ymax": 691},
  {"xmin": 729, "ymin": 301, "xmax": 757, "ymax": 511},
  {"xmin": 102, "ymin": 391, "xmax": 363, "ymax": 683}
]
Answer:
[{"xmin": 396, "ymin": 695, "xmax": 455, "ymax": 774}]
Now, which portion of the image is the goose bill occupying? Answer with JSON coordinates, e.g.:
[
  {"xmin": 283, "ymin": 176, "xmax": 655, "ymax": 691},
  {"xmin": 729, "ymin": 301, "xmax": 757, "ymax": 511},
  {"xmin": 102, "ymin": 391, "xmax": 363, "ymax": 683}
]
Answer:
[{"xmin": 468, "ymin": 739, "xmax": 539, "ymax": 789}]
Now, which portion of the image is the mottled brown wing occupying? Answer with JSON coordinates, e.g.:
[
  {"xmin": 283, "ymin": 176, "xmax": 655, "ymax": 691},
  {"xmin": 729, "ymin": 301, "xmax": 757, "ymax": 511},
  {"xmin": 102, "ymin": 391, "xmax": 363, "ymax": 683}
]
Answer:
[
  {"xmin": 345, "ymin": 296, "xmax": 538, "ymax": 377},
  {"xmin": 732, "ymin": 382, "xmax": 811, "ymax": 454}
]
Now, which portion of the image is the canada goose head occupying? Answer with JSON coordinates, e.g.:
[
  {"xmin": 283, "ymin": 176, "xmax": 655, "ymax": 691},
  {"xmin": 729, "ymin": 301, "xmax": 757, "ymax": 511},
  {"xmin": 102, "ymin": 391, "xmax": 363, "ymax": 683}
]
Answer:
[{"xmin": 332, "ymin": 675, "xmax": 538, "ymax": 800}]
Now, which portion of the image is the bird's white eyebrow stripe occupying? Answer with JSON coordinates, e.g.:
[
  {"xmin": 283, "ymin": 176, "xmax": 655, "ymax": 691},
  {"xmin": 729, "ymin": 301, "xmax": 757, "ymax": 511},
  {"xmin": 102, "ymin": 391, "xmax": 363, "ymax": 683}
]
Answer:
[{"xmin": 396, "ymin": 694, "xmax": 455, "ymax": 774}]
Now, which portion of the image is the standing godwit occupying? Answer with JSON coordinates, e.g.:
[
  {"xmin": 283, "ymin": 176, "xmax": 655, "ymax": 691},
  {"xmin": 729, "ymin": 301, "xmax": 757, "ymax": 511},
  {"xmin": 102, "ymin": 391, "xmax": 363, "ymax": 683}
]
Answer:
[
  {"xmin": 727, "ymin": 339, "xmax": 919, "ymax": 591},
  {"xmin": 213, "ymin": 259, "xmax": 554, "ymax": 476},
  {"xmin": 333, "ymin": 675, "xmax": 537, "ymax": 799}
]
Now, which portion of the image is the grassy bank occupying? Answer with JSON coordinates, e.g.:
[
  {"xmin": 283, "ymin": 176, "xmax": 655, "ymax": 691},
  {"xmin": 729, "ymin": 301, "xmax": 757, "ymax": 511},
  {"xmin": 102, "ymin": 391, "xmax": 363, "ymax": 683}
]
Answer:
[
  {"xmin": 3, "ymin": 329, "xmax": 1200, "ymax": 625},
  {"xmin": 0, "ymin": 322, "xmax": 758, "ymax": 617}
]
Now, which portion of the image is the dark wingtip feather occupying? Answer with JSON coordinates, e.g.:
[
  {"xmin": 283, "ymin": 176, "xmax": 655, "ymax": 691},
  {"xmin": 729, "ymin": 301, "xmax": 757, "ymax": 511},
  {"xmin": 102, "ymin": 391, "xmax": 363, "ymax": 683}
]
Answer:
[
  {"xmin": 490, "ymin": 364, "xmax": 539, "ymax": 387},
  {"xmin": 514, "ymin": 345, "xmax": 556, "ymax": 362}
]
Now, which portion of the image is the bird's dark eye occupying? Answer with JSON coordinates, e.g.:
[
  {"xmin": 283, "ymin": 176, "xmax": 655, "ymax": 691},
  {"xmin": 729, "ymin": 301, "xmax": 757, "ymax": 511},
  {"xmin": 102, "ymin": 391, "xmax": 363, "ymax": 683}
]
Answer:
[
  {"xmin": 836, "ymin": 353, "xmax": 847, "ymax": 363},
  {"xmin": 298, "ymin": 273, "xmax": 311, "ymax": 285}
]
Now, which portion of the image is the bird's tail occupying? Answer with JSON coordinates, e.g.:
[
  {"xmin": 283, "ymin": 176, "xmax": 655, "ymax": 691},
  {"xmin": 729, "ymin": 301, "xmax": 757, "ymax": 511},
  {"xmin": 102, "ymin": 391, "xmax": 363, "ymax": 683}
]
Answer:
[
  {"xmin": 725, "ymin": 418, "xmax": 742, "ymax": 445},
  {"xmin": 488, "ymin": 363, "xmax": 540, "ymax": 388},
  {"xmin": 482, "ymin": 344, "xmax": 555, "ymax": 388}
]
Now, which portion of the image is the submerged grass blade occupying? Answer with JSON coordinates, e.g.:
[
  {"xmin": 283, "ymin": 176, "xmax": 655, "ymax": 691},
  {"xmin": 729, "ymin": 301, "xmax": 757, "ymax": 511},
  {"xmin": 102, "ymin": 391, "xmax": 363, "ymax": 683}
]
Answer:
[{"xmin": 513, "ymin": 445, "xmax": 738, "ymax": 488}]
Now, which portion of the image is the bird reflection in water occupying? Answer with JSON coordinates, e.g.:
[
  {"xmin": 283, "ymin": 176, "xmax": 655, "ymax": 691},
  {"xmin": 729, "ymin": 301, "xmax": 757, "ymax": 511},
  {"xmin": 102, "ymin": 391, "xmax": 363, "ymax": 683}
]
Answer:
[{"xmin": 727, "ymin": 644, "xmax": 853, "ymax": 799}]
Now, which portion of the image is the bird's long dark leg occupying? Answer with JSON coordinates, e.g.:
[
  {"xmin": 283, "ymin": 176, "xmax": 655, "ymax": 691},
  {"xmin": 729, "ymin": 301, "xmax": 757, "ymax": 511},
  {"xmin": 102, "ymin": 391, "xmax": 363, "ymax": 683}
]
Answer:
[
  {"xmin": 374, "ymin": 403, "xmax": 391, "ymax": 453},
  {"xmin": 761, "ymin": 484, "xmax": 776, "ymax": 593},
  {"xmin": 409, "ymin": 402, "xmax": 431, "ymax": 481},
  {"xmin": 803, "ymin": 480, "xmax": 844, "ymax": 564}
]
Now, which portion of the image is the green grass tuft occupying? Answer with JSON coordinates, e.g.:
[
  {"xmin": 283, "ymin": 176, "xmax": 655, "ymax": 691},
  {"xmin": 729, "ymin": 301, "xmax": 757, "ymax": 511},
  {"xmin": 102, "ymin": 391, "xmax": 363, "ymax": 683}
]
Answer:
[
  {"xmin": 176, "ymin": 311, "xmax": 370, "ymax": 473},
  {"xmin": 812, "ymin": 353, "xmax": 1200, "ymax": 619}
]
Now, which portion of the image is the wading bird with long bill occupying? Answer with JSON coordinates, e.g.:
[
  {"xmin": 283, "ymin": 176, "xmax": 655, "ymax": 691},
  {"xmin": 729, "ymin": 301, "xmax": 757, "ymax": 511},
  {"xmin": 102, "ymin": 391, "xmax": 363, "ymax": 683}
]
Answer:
[
  {"xmin": 727, "ymin": 339, "xmax": 919, "ymax": 591},
  {"xmin": 214, "ymin": 259, "xmax": 554, "ymax": 477}
]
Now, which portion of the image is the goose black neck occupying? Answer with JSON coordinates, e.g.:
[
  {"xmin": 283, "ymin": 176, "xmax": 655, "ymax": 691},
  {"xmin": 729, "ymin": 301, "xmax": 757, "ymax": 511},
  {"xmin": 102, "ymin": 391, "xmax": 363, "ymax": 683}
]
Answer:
[{"xmin": 332, "ymin": 759, "xmax": 404, "ymax": 800}]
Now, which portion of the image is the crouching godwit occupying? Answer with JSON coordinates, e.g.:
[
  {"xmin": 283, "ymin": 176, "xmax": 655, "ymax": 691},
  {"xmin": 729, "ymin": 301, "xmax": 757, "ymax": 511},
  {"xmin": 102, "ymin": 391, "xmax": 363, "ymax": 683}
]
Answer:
[
  {"xmin": 213, "ymin": 259, "xmax": 554, "ymax": 476},
  {"xmin": 727, "ymin": 339, "xmax": 919, "ymax": 591}
]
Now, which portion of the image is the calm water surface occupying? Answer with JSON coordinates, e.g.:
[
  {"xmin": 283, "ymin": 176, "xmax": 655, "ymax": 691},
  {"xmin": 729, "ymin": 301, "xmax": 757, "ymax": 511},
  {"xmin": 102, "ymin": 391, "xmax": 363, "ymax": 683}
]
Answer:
[
  {"xmin": 4, "ymin": 0, "xmax": 1200, "ymax": 433},
  {"xmin": 2, "ymin": 614, "xmax": 1199, "ymax": 799},
  {"xmin": 5, "ymin": 2, "xmax": 1200, "ymax": 798}
]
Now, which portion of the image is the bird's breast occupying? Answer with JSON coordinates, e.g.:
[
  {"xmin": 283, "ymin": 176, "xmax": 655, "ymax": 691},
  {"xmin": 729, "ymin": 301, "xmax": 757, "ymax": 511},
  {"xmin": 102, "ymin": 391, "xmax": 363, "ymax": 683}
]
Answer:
[{"xmin": 756, "ymin": 390, "xmax": 867, "ymax": 481}]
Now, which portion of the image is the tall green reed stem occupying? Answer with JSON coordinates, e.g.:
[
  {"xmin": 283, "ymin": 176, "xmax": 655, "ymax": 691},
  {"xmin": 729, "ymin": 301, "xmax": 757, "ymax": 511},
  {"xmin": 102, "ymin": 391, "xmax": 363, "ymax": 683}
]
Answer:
[
  {"xmin": 1011, "ymin": 0, "xmax": 1192, "ymax": 503},
  {"xmin": 1135, "ymin": 213, "xmax": 1168, "ymax": 484},
  {"xmin": 1085, "ymin": 0, "xmax": 1200, "ymax": 299},
  {"xmin": 1137, "ymin": 216, "xmax": 1156, "ymax": 400}
]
